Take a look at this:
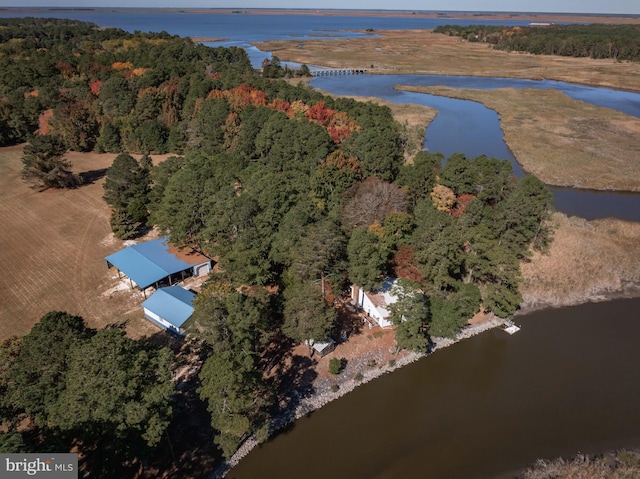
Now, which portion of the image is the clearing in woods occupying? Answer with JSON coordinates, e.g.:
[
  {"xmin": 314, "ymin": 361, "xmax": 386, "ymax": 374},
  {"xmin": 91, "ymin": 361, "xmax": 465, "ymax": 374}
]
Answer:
[{"xmin": 0, "ymin": 145, "xmax": 166, "ymax": 340}]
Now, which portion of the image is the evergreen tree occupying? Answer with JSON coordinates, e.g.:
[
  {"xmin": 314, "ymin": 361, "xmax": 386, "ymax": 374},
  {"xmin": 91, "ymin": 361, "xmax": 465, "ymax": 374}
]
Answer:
[
  {"xmin": 282, "ymin": 280, "xmax": 336, "ymax": 345},
  {"xmin": 21, "ymin": 135, "xmax": 81, "ymax": 189},
  {"xmin": 347, "ymin": 227, "xmax": 388, "ymax": 290},
  {"xmin": 388, "ymin": 279, "xmax": 429, "ymax": 352}
]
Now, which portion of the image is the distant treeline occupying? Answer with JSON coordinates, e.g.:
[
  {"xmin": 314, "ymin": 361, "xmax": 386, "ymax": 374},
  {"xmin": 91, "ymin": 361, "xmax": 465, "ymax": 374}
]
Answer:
[{"xmin": 434, "ymin": 23, "xmax": 640, "ymax": 62}]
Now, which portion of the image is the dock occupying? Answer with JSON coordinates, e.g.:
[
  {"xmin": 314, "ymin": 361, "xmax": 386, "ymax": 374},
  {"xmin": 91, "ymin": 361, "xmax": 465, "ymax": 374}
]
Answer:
[{"xmin": 502, "ymin": 319, "xmax": 521, "ymax": 335}]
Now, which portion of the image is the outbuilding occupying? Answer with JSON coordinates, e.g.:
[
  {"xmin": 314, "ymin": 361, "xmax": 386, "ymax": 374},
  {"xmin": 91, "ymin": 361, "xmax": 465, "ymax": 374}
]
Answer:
[
  {"xmin": 105, "ymin": 238, "xmax": 211, "ymax": 296},
  {"xmin": 141, "ymin": 286, "xmax": 196, "ymax": 336}
]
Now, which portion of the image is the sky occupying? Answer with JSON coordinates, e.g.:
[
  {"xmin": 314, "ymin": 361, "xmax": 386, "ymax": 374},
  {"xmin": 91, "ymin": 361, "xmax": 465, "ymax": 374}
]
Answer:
[{"xmin": 2, "ymin": 1, "xmax": 640, "ymax": 15}]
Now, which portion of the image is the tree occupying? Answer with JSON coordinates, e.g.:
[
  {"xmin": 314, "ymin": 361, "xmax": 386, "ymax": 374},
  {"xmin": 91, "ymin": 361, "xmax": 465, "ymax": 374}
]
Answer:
[
  {"xmin": 495, "ymin": 174, "xmax": 554, "ymax": 256},
  {"xmin": 21, "ymin": 135, "xmax": 81, "ymax": 189},
  {"xmin": 440, "ymin": 153, "xmax": 476, "ymax": 195},
  {"xmin": 291, "ymin": 220, "xmax": 346, "ymax": 286},
  {"xmin": 347, "ymin": 227, "xmax": 388, "ymax": 290},
  {"xmin": 103, "ymin": 152, "xmax": 151, "ymax": 236},
  {"xmin": 49, "ymin": 101, "xmax": 99, "ymax": 152},
  {"xmin": 411, "ymin": 200, "xmax": 462, "ymax": 291},
  {"xmin": 198, "ymin": 349, "xmax": 270, "ymax": 458},
  {"xmin": 429, "ymin": 295, "xmax": 468, "ymax": 338},
  {"xmin": 3, "ymin": 311, "xmax": 92, "ymax": 426},
  {"xmin": 396, "ymin": 151, "xmax": 441, "ymax": 207},
  {"xmin": 388, "ymin": 279, "xmax": 429, "ymax": 352},
  {"xmin": 282, "ymin": 280, "xmax": 336, "ymax": 347},
  {"xmin": 47, "ymin": 328, "xmax": 174, "ymax": 451},
  {"xmin": 342, "ymin": 177, "xmax": 407, "ymax": 229},
  {"xmin": 96, "ymin": 121, "xmax": 122, "ymax": 153}
]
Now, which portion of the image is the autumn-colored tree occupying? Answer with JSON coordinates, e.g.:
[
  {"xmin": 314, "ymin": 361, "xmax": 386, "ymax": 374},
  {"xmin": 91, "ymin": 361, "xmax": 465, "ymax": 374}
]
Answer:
[
  {"xmin": 342, "ymin": 177, "xmax": 408, "ymax": 229},
  {"xmin": 450, "ymin": 193, "xmax": 476, "ymax": 217},
  {"xmin": 430, "ymin": 184, "xmax": 456, "ymax": 212}
]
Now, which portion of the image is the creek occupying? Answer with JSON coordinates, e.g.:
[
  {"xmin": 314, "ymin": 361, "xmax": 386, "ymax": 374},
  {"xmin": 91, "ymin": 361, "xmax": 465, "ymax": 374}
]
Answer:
[
  {"xmin": 312, "ymin": 74, "xmax": 640, "ymax": 220},
  {"xmin": 3, "ymin": 11, "xmax": 638, "ymax": 477}
]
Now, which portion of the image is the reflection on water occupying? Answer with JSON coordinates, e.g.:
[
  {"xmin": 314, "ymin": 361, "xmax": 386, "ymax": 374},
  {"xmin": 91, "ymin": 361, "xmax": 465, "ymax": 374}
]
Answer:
[{"xmin": 229, "ymin": 298, "xmax": 640, "ymax": 479}]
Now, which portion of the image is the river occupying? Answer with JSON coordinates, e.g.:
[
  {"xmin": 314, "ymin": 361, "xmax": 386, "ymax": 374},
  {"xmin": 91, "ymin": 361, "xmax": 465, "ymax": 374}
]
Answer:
[
  {"xmin": 3, "ymin": 11, "xmax": 639, "ymax": 477},
  {"xmin": 229, "ymin": 297, "xmax": 640, "ymax": 479}
]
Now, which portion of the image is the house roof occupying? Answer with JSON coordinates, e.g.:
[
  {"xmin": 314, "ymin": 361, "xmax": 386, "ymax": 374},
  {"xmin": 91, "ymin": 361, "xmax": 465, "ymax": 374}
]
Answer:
[
  {"xmin": 365, "ymin": 277, "xmax": 399, "ymax": 317},
  {"xmin": 142, "ymin": 286, "xmax": 196, "ymax": 328},
  {"xmin": 105, "ymin": 238, "xmax": 208, "ymax": 289}
]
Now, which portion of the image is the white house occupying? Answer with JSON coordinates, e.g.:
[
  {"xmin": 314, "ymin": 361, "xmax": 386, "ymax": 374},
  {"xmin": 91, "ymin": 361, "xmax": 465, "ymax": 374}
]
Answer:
[{"xmin": 350, "ymin": 278, "xmax": 400, "ymax": 328}]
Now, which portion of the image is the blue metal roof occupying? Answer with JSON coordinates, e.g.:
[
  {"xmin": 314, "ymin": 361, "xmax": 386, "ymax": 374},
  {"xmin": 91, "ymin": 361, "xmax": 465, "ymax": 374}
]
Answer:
[
  {"xmin": 105, "ymin": 238, "xmax": 196, "ymax": 289},
  {"xmin": 142, "ymin": 286, "xmax": 196, "ymax": 328}
]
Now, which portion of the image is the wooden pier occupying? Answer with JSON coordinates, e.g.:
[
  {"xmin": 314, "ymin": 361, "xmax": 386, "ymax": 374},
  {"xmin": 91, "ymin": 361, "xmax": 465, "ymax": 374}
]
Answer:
[{"xmin": 311, "ymin": 68, "xmax": 368, "ymax": 77}]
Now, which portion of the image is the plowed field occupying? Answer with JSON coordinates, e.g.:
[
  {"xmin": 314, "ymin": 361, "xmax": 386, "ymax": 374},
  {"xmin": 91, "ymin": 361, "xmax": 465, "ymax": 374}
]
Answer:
[{"xmin": 0, "ymin": 146, "xmax": 160, "ymax": 340}]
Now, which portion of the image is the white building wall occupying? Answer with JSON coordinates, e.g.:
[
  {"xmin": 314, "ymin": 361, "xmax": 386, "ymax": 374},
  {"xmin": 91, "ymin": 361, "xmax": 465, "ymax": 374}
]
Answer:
[
  {"xmin": 193, "ymin": 261, "xmax": 212, "ymax": 277},
  {"xmin": 144, "ymin": 308, "xmax": 173, "ymax": 330}
]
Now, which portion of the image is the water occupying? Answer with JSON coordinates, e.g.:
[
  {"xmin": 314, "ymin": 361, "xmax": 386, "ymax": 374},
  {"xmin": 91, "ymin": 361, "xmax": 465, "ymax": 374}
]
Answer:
[
  {"xmin": 4, "ymin": 10, "xmax": 639, "ymax": 219},
  {"xmin": 3, "ymin": 12, "xmax": 639, "ymax": 475},
  {"xmin": 313, "ymin": 74, "xmax": 640, "ymax": 220},
  {"xmin": 229, "ymin": 298, "xmax": 640, "ymax": 479}
]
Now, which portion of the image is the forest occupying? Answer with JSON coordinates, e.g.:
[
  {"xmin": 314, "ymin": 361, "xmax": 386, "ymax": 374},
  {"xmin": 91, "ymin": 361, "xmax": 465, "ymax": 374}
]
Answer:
[
  {"xmin": 433, "ymin": 23, "xmax": 640, "ymax": 61},
  {"xmin": 1, "ymin": 17, "xmax": 554, "ymax": 472}
]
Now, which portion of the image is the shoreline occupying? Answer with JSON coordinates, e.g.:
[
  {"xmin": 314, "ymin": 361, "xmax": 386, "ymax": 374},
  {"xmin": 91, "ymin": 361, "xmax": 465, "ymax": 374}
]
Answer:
[
  {"xmin": 1, "ymin": 9, "xmax": 638, "ymax": 24},
  {"xmin": 210, "ymin": 316, "xmax": 504, "ymax": 478},
  {"xmin": 214, "ymin": 284, "xmax": 640, "ymax": 477}
]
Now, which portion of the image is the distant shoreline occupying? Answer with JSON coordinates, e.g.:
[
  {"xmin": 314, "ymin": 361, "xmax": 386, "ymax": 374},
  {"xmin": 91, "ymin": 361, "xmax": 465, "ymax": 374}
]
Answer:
[{"xmin": 1, "ymin": 8, "xmax": 639, "ymax": 24}]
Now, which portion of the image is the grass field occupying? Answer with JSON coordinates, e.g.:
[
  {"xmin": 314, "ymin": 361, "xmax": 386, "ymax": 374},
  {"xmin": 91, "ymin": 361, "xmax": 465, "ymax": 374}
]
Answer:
[
  {"xmin": 396, "ymin": 85, "xmax": 640, "ymax": 191},
  {"xmin": 0, "ymin": 146, "xmax": 161, "ymax": 340}
]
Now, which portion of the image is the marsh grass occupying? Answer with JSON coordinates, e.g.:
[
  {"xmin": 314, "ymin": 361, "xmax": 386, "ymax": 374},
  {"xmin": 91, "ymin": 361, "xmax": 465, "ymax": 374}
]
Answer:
[
  {"xmin": 520, "ymin": 213, "xmax": 640, "ymax": 309},
  {"xmin": 522, "ymin": 450, "xmax": 640, "ymax": 479},
  {"xmin": 396, "ymin": 85, "xmax": 640, "ymax": 191},
  {"xmin": 255, "ymin": 29, "xmax": 640, "ymax": 92}
]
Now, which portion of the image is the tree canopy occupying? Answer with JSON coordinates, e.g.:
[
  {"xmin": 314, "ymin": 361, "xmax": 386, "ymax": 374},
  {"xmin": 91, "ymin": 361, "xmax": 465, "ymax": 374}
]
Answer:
[{"xmin": 0, "ymin": 312, "xmax": 174, "ymax": 472}]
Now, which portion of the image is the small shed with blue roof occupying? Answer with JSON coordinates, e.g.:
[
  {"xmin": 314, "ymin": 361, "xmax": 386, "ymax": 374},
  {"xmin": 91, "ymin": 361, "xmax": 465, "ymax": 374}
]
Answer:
[
  {"xmin": 142, "ymin": 286, "xmax": 196, "ymax": 336},
  {"xmin": 105, "ymin": 238, "xmax": 211, "ymax": 296}
]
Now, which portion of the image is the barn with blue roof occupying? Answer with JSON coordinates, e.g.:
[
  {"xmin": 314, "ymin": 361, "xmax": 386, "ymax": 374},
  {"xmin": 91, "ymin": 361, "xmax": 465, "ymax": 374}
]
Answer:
[
  {"xmin": 142, "ymin": 286, "xmax": 196, "ymax": 336},
  {"xmin": 105, "ymin": 238, "xmax": 211, "ymax": 296}
]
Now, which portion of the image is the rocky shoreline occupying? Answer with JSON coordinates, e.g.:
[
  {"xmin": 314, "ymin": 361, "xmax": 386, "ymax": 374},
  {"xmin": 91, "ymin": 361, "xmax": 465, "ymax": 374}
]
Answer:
[{"xmin": 210, "ymin": 315, "xmax": 504, "ymax": 478}]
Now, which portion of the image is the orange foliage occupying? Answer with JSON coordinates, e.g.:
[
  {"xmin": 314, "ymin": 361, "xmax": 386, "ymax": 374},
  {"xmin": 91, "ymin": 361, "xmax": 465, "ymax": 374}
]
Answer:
[
  {"xmin": 24, "ymin": 90, "xmax": 39, "ymax": 98},
  {"xmin": 226, "ymin": 83, "xmax": 268, "ymax": 111},
  {"xmin": 131, "ymin": 67, "xmax": 150, "ymax": 77},
  {"xmin": 268, "ymin": 97, "xmax": 291, "ymax": 114},
  {"xmin": 326, "ymin": 110, "xmax": 359, "ymax": 144},
  {"xmin": 206, "ymin": 89, "xmax": 226, "ymax": 101},
  {"xmin": 288, "ymin": 100, "xmax": 309, "ymax": 118},
  {"xmin": 368, "ymin": 220, "xmax": 385, "ymax": 239},
  {"xmin": 305, "ymin": 101, "xmax": 359, "ymax": 143},
  {"xmin": 431, "ymin": 184, "xmax": 456, "ymax": 212},
  {"xmin": 55, "ymin": 60, "xmax": 75, "ymax": 78},
  {"xmin": 305, "ymin": 101, "xmax": 333, "ymax": 126},
  {"xmin": 112, "ymin": 61, "xmax": 133, "ymax": 71},
  {"xmin": 37, "ymin": 109, "xmax": 54, "ymax": 135},
  {"xmin": 323, "ymin": 150, "xmax": 361, "ymax": 173}
]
